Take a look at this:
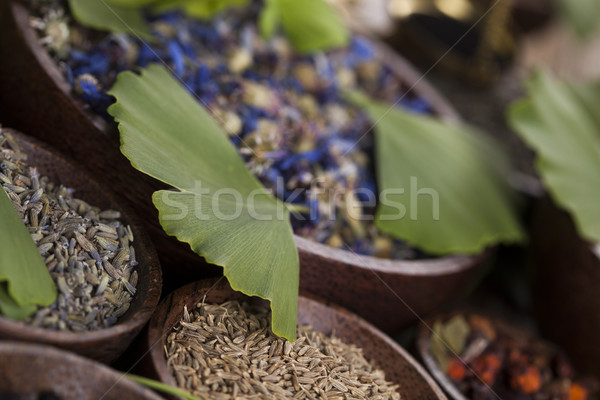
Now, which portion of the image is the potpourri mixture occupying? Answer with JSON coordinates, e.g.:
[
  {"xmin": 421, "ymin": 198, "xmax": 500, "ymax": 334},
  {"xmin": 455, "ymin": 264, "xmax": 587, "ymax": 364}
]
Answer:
[
  {"xmin": 430, "ymin": 314, "xmax": 599, "ymax": 400},
  {"xmin": 29, "ymin": 0, "xmax": 433, "ymax": 259}
]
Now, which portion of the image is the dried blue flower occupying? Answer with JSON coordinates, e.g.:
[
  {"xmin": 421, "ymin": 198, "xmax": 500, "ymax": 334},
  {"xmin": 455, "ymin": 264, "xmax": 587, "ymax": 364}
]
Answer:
[
  {"xmin": 167, "ymin": 40, "xmax": 185, "ymax": 77},
  {"xmin": 31, "ymin": 1, "xmax": 434, "ymax": 259}
]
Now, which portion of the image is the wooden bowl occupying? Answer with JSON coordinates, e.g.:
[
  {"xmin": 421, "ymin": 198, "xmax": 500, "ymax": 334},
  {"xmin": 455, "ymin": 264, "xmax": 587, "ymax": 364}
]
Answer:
[
  {"xmin": 0, "ymin": 0, "xmax": 215, "ymax": 283},
  {"xmin": 0, "ymin": 0, "xmax": 487, "ymax": 332},
  {"xmin": 0, "ymin": 341, "xmax": 164, "ymax": 400},
  {"xmin": 530, "ymin": 195, "xmax": 600, "ymax": 379},
  {"xmin": 142, "ymin": 278, "xmax": 448, "ymax": 399},
  {"xmin": 298, "ymin": 238, "xmax": 491, "ymax": 333},
  {"xmin": 0, "ymin": 128, "xmax": 162, "ymax": 364}
]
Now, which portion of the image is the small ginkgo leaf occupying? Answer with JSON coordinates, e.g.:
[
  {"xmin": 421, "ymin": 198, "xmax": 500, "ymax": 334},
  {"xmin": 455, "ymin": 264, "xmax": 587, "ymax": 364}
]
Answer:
[
  {"xmin": 271, "ymin": 0, "xmax": 349, "ymax": 54},
  {"xmin": 0, "ymin": 187, "xmax": 56, "ymax": 319},
  {"xmin": 347, "ymin": 91, "xmax": 524, "ymax": 255},
  {"xmin": 127, "ymin": 374, "xmax": 204, "ymax": 400},
  {"xmin": 552, "ymin": 0, "xmax": 600, "ymax": 38},
  {"xmin": 154, "ymin": 0, "xmax": 250, "ymax": 19},
  {"xmin": 0, "ymin": 285, "xmax": 37, "ymax": 321},
  {"xmin": 259, "ymin": 0, "xmax": 280, "ymax": 39},
  {"xmin": 68, "ymin": 0, "xmax": 152, "ymax": 39},
  {"xmin": 508, "ymin": 71, "xmax": 600, "ymax": 243},
  {"xmin": 69, "ymin": 0, "xmax": 347, "ymax": 55},
  {"xmin": 107, "ymin": 64, "xmax": 298, "ymax": 340}
]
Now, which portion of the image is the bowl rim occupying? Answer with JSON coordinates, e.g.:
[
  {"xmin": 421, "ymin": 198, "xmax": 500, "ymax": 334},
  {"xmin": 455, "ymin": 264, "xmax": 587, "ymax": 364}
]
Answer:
[
  {"xmin": 0, "ymin": 127, "xmax": 162, "ymax": 346},
  {"xmin": 0, "ymin": 341, "xmax": 165, "ymax": 399},
  {"xmin": 8, "ymin": 0, "xmax": 488, "ymax": 276},
  {"xmin": 146, "ymin": 278, "xmax": 449, "ymax": 399}
]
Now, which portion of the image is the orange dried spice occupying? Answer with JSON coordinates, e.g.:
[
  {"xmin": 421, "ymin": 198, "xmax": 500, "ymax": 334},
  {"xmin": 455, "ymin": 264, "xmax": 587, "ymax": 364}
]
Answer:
[
  {"xmin": 569, "ymin": 383, "xmax": 588, "ymax": 400},
  {"xmin": 471, "ymin": 353, "xmax": 501, "ymax": 386},
  {"xmin": 511, "ymin": 365, "xmax": 542, "ymax": 394},
  {"xmin": 446, "ymin": 358, "xmax": 466, "ymax": 381}
]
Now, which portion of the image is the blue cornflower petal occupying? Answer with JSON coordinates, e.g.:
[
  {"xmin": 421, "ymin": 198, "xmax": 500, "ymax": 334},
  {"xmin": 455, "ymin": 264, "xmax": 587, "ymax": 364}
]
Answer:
[
  {"xmin": 64, "ymin": 64, "xmax": 74, "ymax": 86},
  {"xmin": 137, "ymin": 44, "xmax": 162, "ymax": 67},
  {"xmin": 399, "ymin": 97, "xmax": 431, "ymax": 114},
  {"xmin": 309, "ymin": 197, "xmax": 320, "ymax": 223},
  {"xmin": 279, "ymin": 154, "xmax": 300, "ymax": 170},
  {"xmin": 181, "ymin": 42, "xmax": 198, "ymax": 62},
  {"xmin": 196, "ymin": 65, "xmax": 211, "ymax": 85},
  {"xmin": 167, "ymin": 40, "xmax": 185, "ymax": 77},
  {"xmin": 350, "ymin": 36, "xmax": 375, "ymax": 62}
]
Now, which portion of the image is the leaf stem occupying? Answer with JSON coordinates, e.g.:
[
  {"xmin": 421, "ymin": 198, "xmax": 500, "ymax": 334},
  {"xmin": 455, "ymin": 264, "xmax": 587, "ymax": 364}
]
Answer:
[{"xmin": 127, "ymin": 374, "xmax": 204, "ymax": 400}]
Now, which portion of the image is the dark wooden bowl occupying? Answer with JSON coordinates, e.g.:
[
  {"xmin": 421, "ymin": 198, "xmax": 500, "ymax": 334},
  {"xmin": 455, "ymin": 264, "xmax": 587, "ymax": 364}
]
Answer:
[
  {"xmin": 530, "ymin": 195, "xmax": 600, "ymax": 379},
  {"xmin": 0, "ymin": 128, "xmax": 162, "ymax": 364},
  {"xmin": 298, "ymin": 238, "xmax": 491, "ymax": 333},
  {"xmin": 416, "ymin": 311, "xmax": 555, "ymax": 400},
  {"xmin": 0, "ymin": 0, "xmax": 215, "ymax": 283},
  {"xmin": 0, "ymin": 0, "xmax": 487, "ymax": 332},
  {"xmin": 0, "ymin": 341, "xmax": 164, "ymax": 400},
  {"xmin": 142, "ymin": 278, "xmax": 447, "ymax": 400}
]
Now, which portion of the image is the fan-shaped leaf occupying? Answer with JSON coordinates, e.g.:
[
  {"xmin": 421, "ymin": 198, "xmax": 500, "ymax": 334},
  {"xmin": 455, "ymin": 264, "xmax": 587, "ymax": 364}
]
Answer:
[
  {"xmin": 552, "ymin": 0, "xmax": 600, "ymax": 38},
  {"xmin": 68, "ymin": 0, "xmax": 152, "ymax": 39},
  {"xmin": 0, "ymin": 188, "xmax": 56, "ymax": 319},
  {"xmin": 107, "ymin": 64, "xmax": 298, "ymax": 340},
  {"xmin": 348, "ymin": 91, "xmax": 524, "ymax": 255},
  {"xmin": 272, "ymin": 0, "xmax": 349, "ymax": 54},
  {"xmin": 508, "ymin": 71, "xmax": 600, "ymax": 243}
]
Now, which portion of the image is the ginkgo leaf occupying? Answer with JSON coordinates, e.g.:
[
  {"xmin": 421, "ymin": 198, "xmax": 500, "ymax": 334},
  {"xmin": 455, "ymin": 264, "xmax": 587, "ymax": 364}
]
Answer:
[
  {"xmin": 347, "ymin": 91, "xmax": 524, "ymax": 255},
  {"xmin": 0, "ymin": 187, "xmax": 56, "ymax": 319},
  {"xmin": 107, "ymin": 64, "xmax": 298, "ymax": 340},
  {"xmin": 68, "ymin": 0, "xmax": 152, "ymax": 39},
  {"xmin": 552, "ymin": 0, "xmax": 600, "ymax": 38},
  {"xmin": 259, "ymin": 0, "xmax": 280, "ymax": 39},
  {"xmin": 508, "ymin": 71, "xmax": 600, "ymax": 243},
  {"xmin": 273, "ymin": 0, "xmax": 349, "ymax": 54},
  {"xmin": 0, "ymin": 286, "xmax": 37, "ymax": 321},
  {"xmin": 69, "ymin": 0, "xmax": 348, "ymax": 54},
  {"xmin": 153, "ymin": 0, "xmax": 250, "ymax": 19}
]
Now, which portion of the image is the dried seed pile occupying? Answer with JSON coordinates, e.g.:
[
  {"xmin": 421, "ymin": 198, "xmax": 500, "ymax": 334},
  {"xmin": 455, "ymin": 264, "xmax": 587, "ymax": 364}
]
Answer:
[
  {"xmin": 0, "ymin": 130, "xmax": 138, "ymax": 331},
  {"xmin": 29, "ymin": 0, "xmax": 430, "ymax": 260},
  {"xmin": 166, "ymin": 300, "xmax": 401, "ymax": 400}
]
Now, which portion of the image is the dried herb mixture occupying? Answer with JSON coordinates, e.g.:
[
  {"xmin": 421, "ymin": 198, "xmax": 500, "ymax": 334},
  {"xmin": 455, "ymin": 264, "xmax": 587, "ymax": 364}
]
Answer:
[
  {"xmin": 0, "ymin": 129, "xmax": 138, "ymax": 330},
  {"xmin": 28, "ymin": 0, "xmax": 433, "ymax": 259},
  {"xmin": 430, "ymin": 314, "xmax": 599, "ymax": 400}
]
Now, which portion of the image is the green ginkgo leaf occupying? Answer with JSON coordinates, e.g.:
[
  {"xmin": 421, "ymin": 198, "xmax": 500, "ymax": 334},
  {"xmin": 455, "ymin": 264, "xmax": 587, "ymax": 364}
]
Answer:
[
  {"xmin": 68, "ymin": 0, "xmax": 152, "ymax": 39},
  {"xmin": 271, "ymin": 0, "xmax": 349, "ymax": 54},
  {"xmin": 347, "ymin": 91, "xmax": 524, "ymax": 255},
  {"xmin": 0, "ymin": 187, "xmax": 56, "ymax": 319},
  {"xmin": 259, "ymin": 0, "xmax": 280, "ymax": 39},
  {"xmin": 153, "ymin": 0, "xmax": 250, "ymax": 19},
  {"xmin": 107, "ymin": 64, "xmax": 298, "ymax": 340},
  {"xmin": 508, "ymin": 71, "xmax": 600, "ymax": 243},
  {"xmin": 68, "ymin": 0, "xmax": 347, "ymax": 54},
  {"xmin": 552, "ymin": 0, "xmax": 600, "ymax": 38}
]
